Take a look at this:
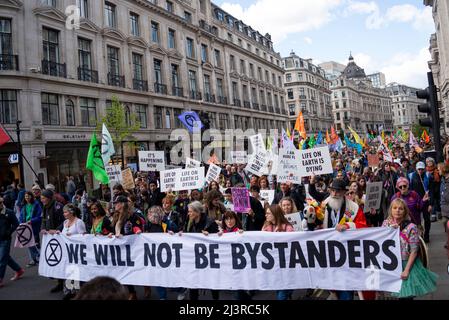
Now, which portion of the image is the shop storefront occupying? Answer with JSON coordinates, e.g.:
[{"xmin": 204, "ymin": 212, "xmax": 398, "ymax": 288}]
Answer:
[{"xmin": 0, "ymin": 142, "xmax": 20, "ymax": 189}]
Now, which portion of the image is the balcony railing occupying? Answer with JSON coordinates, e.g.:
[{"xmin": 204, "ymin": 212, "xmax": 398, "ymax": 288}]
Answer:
[
  {"xmin": 233, "ymin": 99, "xmax": 241, "ymax": 107},
  {"xmin": 190, "ymin": 90, "xmax": 202, "ymax": 100},
  {"xmin": 268, "ymin": 105, "xmax": 274, "ymax": 113},
  {"xmin": 172, "ymin": 86, "xmax": 183, "ymax": 97},
  {"xmin": 281, "ymin": 109, "xmax": 287, "ymax": 115},
  {"xmin": 42, "ymin": 60, "xmax": 66, "ymax": 78},
  {"xmin": 261, "ymin": 104, "xmax": 267, "ymax": 111},
  {"xmin": 243, "ymin": 101, "xmax": 251, "ymax": 108},
  {"xmin": 154, "ymin": 82, "xmax": 167, "ymax": 94},
  {"xmin": 78, "ymin": 67, "xmax": 98, "ymax": 83},
  {"xmin": 0, "ymin": 54, "xmax": 18, "ymax": 71},
  {"xmin": 217, "ymin": 96, "xmax": 228, "ymax": 105},
  {"xmin": 204, "ymin": 93, "xmax": 215, "ymax": 103},
  {"xmin": 133, "ymin": 79, "xmax": 148, "ymax": 91},
  {"xmin": 252, "ymin": 102, "xmax": 259, "ymax": 110},
  {"xmin": 275, "ymin": 108, "xmax": 280, "ymax": 114},
  {"xmin": 199, "ymin": 20, "xmax": 218, "ymax": 36},
  {"xmin": 108, "ymin": 73, "xmax": 125, "ymax": 87},
  {"xmin": 299, "ymin": 95, "xmax": 307, "ymax": 99}
]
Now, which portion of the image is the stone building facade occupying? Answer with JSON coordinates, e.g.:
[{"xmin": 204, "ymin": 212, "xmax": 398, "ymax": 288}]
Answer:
[{"xmin": 0, "ymin": 0, "xmax": 288, "ymax": 190}]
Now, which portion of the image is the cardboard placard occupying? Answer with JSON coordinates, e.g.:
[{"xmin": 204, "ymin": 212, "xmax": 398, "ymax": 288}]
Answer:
[
  {"xmin": 259, "ymin": 190, "xmax": 275, "ymax": 205},
  {"xmin": 231, "ymin": 151, "xmax": 247, "ymax": 164},
  {"xmin": 277, "ymin": 148, "xmax": 302, "ymax": 184},
  {"xmin": 245, "ymin": 151, "xmax": 268, "ymax": 177},
  {"xmin": 160, "ymin": 167, "xmax": 205, "ymax": 192},
  {"xmin": 105, "ymin": 165, "xmax": 122, "ymax": 185},
  {"xmin": 285, "ymin": 212, "xmax": 304, "ymax": 232},
  {"xmin": 205, "ymin": 163, "xmax": 221, "ymax": 184},
  {"xmin": 121, "ymin": 168, "xmax": 135, "ymax": 190},
  {"xmin": 364, "ymin": 182, "xmax": 383, "ymax": 213},
  {"xmin": 249, "ymin": 133, "xmax": 266, "ymax": 153},
  {"xmin": 138, "ymin": 151, "xmax": 165, "ymax": 172},
  {"xmin": 368, "ymin": 154, "xmax": 380, "ymax": 168},
  {"xmin": 185, "ymin": 157, "xmax": 202, "ymax": 168}
]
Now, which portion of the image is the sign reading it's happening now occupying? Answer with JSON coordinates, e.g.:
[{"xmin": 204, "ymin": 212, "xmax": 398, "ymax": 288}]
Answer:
[{"xmin": 38, "ymin": 228, "xmax": 402, "ymax": 292}]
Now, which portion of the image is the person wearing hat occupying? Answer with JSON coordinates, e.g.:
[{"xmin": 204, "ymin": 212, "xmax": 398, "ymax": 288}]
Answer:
[
  {"xmin": 392, "ymin": 177, "xmax": 429, "ymax": 238},
  {"xmin": 39, "ymin": 189, "xmax": 65, "ymax": 293},
  {"xmin": 309, "ymin": 176, "xmax": 367, "ymax": 300}
]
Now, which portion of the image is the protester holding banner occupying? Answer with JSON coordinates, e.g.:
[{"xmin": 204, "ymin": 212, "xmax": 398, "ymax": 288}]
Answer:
[
  {"xmin": 262, "ymin": 205, "xmax": 294, "ymax": 300},
  {"xmin": 272, "ymin": 182, "xmax": 306, "ymax": 212},
  {"xmin": 0, "ymin": 196, "xmax": 25, "ymax": 288},
  {"xmin": 382, "ymin": 199, "xmax": 438, "ymax": 299},
  {"xmin": 88, "ymin": 201, "xmax": 112, "ymax": 236},
  {"xmin": 19, "ymin": 191, "xmax": 42, "ymax": 267},
  {"xmin": 182, "ymin": 201, "xmax": 220, "ymax": 300}
]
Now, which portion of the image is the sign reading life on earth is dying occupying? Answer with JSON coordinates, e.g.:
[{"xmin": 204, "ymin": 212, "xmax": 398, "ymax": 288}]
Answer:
[
  {"xmin": 39, "ymin": 228, "xmax": 402, "ymax": 292},
  {"xmin": 160, "ymin": 167, "xmax": 205, "ymax": 192}
]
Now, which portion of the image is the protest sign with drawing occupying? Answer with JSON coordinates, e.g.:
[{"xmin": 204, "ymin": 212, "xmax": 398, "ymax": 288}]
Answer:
[{"xmin": 231, "ymin": 188, "xmax": 251, "ymax": 213}]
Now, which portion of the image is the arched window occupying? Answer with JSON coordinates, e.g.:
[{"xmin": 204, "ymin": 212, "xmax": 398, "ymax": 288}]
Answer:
[{"xmin": 66, "ymin": 99, "xmax": 75, "ymax": 126}]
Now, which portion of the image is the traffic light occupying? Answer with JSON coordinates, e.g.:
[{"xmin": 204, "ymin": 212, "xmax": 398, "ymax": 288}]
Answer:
[{"xmin": 416, "ymin": 72, "xmax": 443, "ymax": 162}]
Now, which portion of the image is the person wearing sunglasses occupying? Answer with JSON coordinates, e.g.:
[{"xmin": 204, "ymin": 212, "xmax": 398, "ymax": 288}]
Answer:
[{"xmin": 391, "ymin": 177, "xmax": 429, "ymax": 237}]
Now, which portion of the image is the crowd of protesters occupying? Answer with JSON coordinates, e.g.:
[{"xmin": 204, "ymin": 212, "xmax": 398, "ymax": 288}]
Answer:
[{"xmin": 1, "ymin": 134, "xmax": 448, "ymax": 300}]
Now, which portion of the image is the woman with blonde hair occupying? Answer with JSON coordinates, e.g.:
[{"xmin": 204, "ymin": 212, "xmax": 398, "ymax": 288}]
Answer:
[
  {"xmin": 382, "ymin": 198, "xmax": 437, "ymax": 299},
  {"xmin": 279, "ymin": 197, "xmax": 298, "ymax": 215}
]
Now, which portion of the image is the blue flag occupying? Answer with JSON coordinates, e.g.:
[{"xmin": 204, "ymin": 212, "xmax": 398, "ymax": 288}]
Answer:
[
  {"xmin": 178, "ymin": 111, "xmax": 203, "ymax": 133},
  {"xmin": 316, "ymin": 131, "xmax": 323, "ymax": 145}
]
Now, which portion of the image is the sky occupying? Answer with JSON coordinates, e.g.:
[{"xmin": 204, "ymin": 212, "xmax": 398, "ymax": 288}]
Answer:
[{"xmin": 214, "ymin": 0, "xmax": 435, "ymax": 88}]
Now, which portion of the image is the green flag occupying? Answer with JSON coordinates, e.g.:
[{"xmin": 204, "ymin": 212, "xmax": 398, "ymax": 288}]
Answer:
[
  {"xmin": 86, "ymin": 133, "xmax": 110, "ymax": 184},
  {"xmin": 308, "ymin": 135, "xmax": 316, "ymax": 148}
]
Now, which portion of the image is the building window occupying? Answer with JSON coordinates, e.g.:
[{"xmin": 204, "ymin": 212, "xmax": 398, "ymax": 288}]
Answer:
[
  {"xmin": 107, "ymin": 46, "xmax": 120, "ymax": 75},
  {"xmin": 189, "ymin": 70, "xmax": 197, "ymax": 92},
  {"xmin": 201, "ymin": 44, "xmax": 208, "ymax": 63},
  {"xmin": 80, "ymin": 98, "xmax": 96, "ymax": 126},
  {"xmin": 76, "ymin": 0, "xmax": 89, "ymax": 18},
  {"xmin": 171, "ymin": 64, "xmax": 179, "ymax": 88},
  {"xmin": 214, "ymin": 49, "xmax": 221, "ymax": 68},
  {"xmin": 287, "ymin": 89, "xmax": 293, "ymax": 100},
  {"xmin": 184, "ymin": 11, "xmax": 192, "ymax": 23},
  {"xmin": 227, "ymin": 33, "xmax": 232, "ymax": 41},
  {"xmin": 168, "ymin": 29, "xmax": 176, "ymax": 49},
  {"xmin": 41, "ymin": 0, "xmax": 56, "ymax": 7},
  {"xmin": 41, "ymin": 93, "xmax": 59, "ymax": 125},
  {"xmin": 78, "ymin": 38, "xmax": 92, "ymax": 69},
  {"xmin": 336, "ymin": 112, "xmax": 340, "ymax": 121},
  {"xmin": 249, "ymin": 63, "xmax": 254, "ymax": 78},
  {"xmin": 124, "ymin": 105, "xmax": 131, "ymax": 126},
  {"xmin": 132, "ymin": 53, "xmax": 143, "ymax": 80},
  {"xmin": 186, "ymin": 37, "xmax": 194, "ymax": 58},
  {"xmin": 204, "ymin": 75, "xmax": 211, "ymax": 96},
  {"xmin": 66, "ymin": 99, "xmax": 75, "ymax": 126},
  {"xmin": 165, "ymin": 110, "xmax": 171, "ymax": 129},
  {"xmin": 174, "ymin": 108, "xmax": 182, "ymax": 128},
  {"xmin": 43, "ymin": 27, "xmax": 60, "ymax": 63},
  {"xmin": 130, "ymin": 12, "xmax": 140, "ymax": 36},
  {"xmin": 258, "ymin": 67, "xmax": 262, "ymax": 81},
  {"xmin": 232, "ymin": 82, "xmax": 239, "ymax": 102},
  {"xmin": 230, "ymin": 55, "xmax": 235, "ymax": 70},
  {"xmin": 240, "ymin": 59, "xmax": 246, "ymax": 75},
  {"xmin": 288, "ymin": 104, "xmax": 295, "ymax": 116},
  {"xmin": 151, "ymin": 21, "xmax": 159, "ymax": 43},
  {"xmin": 219, "ymin": 113, "xmax": 228, "ymax": 130},
  {"xmin": 0, "ymin": 90, "xmax": 17, "ymax": 124},
  {"xmin": 199, "ymin": 0, "xmax": 206, "ymax": 13},
  {"xmin": 154, "ymin": 106, "xmax": 163, "ymax": 129},
  {"xmin": 104, "ymin": 2, "xmax": 116, "ymax": 28},
  {"xmin": 166, "ymin": 1, "xmax": 173, "ymax": 13},
  {"xmin": 286, "ymin": 74, "xmax": 292, "ymax": 82},
  {"xmin": 216, "ymin": 78, "xmax": 223, "ymax": 98},
  {"xmin": 0, "ymin": 19, "xmax": 11, "ymax": 56},
  {"xmin": 154, "ymin": 59, "xmax": 162, "ymax": 84}
]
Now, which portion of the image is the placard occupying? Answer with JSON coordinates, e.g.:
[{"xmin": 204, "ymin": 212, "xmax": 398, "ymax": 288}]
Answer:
[
  {"xmin": 364, "ymin": 182, "xmax": 383, "ymax": 213},
  {"xmin": 185, "ymin": 157, "xmax": 201, "ymax": 168},
  {"xmin": 160, "ymin": 167, "xmax": 205, "ymax": 192},
  {"xmin": 231, "ymin": 188, "xmax": 251, "ymax": 213},
  {"xmin": 261, "ymin": 152, "xmax": 278, "ymax": 176},
  {"xmin": 205, "ymin": 163, "xmax": 221, "ymax": 184},
  {"xmin": 245, "ymin": 151, "xmax": 268, "ymax": 177},
  {"xmin": 277, "ymin": 148, "xmax": 302, "ymax": 183},
  {"xmin": 121, "ymin": 168, "xmax": 135, "ymax": 190},
  {"xmin": 249, "ymin": 133, "xmax": 266, "ymax": 153},
  {"xmin": 105, "ymin": 165, "xmax": 122, "ymax": 185},
  {"xmin": 259, "ymin": 190, "xmax": 275, "ymax": 205},
  {"xmin": 285, "ymin": 212, "xmax": 305, "ymax": 232},
  {"xmin": 138, "ymin": 151, "xmax": 165, "ymax": 172},
  {"xmin": 299, "ymin": 146, "xmax": 333, "ymax": 177},
  {"xmin": 368, "ymin": 154, "xmax": 380, "ymax": 168},
  {"xmin": 231, "ymin": 151, "xmax": 247, "ymax": 164}
]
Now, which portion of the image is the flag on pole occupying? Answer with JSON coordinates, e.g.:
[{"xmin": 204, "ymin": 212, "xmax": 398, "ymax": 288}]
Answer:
[
  {"xmin": 0, "ymin": 125, "xmax": 10, "ymax": 147},
  {"xmin": 316, "ymin": 131, "xmax": 323, "ymax": 145},
  {"xmin": 308, "ymin": 135, "xmax": 316, "ymax": 148},
  {"xmin": 86, "ymin": 134, "xmax": 110, "ymax": 184},
  {"xmin": 294, "ymin": 111, "xmax": 307, "ymax": 139},
  {"xmin": 282, "ymin": 128, "xmax": 295, "ymax": 149},
  {"xmin": 325, "ymin": 129, "xmax": 331, "ymax": 144},
  {"xmin": 422, "ymin": 129, "xmax": 430, "ymax": 144},
  {"xmin": 101, "ymin": 123, "xmax": 115, "ymax": 165},
  {"xmin": 348, "ymin": 126, "xmax": 363, "ymax": 146},
  {"xmin": 331, "ymin": 126, "xmax": 339, "ymax": 144},
  {"xmin": 178, "ymin": 111, "xmax": 203, "ymax": 133}
]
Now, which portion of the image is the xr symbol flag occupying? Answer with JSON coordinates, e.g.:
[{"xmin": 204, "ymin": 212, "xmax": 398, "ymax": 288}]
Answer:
[{"xmin": 178, "ymin": 111, "xmax": 203, "ymax": 133}]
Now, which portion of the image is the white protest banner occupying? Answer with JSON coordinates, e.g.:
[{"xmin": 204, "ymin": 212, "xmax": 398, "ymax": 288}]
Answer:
[
  {"xmin": 205, "ymin": 163, "xmax": 221, "ymax": 184},
  {"xmin": 285, "ymin": 212, "xmax": 305, "ymax": 232},
  {"xmin": 299, "ymin": 146, "xmax": 333, "ymax": 177},
  {"xmin": 138, "ymin": 151, "xmax": 165, "ymax": 172},
  {"xmin": 364, "ymin": 182, "xmax": 383, "ymax": 213},
  {"xmin": 277, "ymin": 148, "xmax": 302, "ymax": 183},
  {"xmin": 245, "ymin": 151, "xmax": 268, "ymax": 177},
  {"xmin": 39, "ymin": 228, "xmax": 402, "ymax": 292},
  {"xmin": 249, "ymin": 133, "xmax": 266, "ymax": 153},
  {"xmin": 121, "ymin": 168, "xmax": 135, "ymax": 190},
  {"xmin": 185, "ymin": 157, "xmax": 201, "ymax": 168},
  {"xmin": 105, "ymin": 165, "xmax": 122, "ymax": 185},
  {"xmin": 14, "ymin": 223, "xmax": 36, "ymax": 248},
  {"xmin": 260, "ymin": 190, "xmax": 275, "ymax": 205},
  {"xmin": 231, "ymin": 151, "xmax": 247, "ymax": 164},
  {"xmin": 160, "ymin": 167, "xmax": 205, "ymax": 192}
]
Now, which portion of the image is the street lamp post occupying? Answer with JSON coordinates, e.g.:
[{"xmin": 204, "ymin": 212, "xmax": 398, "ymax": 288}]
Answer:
[{"xmin": 16, "ymin": 120, "xmax": 24, "ymax": 184}]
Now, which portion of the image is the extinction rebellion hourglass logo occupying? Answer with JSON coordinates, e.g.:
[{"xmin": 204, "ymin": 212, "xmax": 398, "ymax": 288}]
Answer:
[{"xmin": 45, "ymin": 239, "xmax": 62, "ymax": 267}]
